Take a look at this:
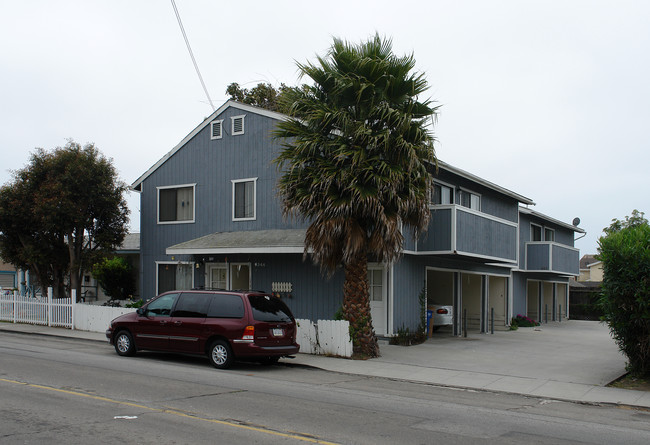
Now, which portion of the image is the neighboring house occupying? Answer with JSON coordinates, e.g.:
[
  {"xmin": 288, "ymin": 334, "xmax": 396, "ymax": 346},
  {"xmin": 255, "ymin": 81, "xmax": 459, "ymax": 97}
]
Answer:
[
  {"xmin": 132, "ymin": 100, "xmax": 583, "ymax": 336},
  {"xmin": 569, "ymin": 254, "xmax": 603, "ymax": 320},
  {"xmin": 81, "ymin": 233, "xmax": 141, "ymax": 303},
  {"xmin": 0, "ymin": 260, "xmax": 17, "ymax": 292},
  {"xmin": 576, "ymin": 254, "xmax": 603, "ymax": 283}
]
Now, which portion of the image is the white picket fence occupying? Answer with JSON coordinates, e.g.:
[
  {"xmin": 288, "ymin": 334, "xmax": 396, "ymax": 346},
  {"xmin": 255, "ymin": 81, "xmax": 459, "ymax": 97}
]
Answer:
[
  {"xmin": 0, "ymin": 288, "xmax": 136, "ymax": 331},
  {"xmin": 296, "ymin": 319, "xmax": 353, "ymax": 358},
  {"xmin": 0, "ymin": 289, "xmax": 72, "ymax": 328}
]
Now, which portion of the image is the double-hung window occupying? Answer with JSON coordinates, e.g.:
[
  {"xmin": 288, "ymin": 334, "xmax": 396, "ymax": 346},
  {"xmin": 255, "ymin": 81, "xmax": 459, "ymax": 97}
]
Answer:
[
  {"xmin": 431, "ymin": 183, "xmax": 453, "ymax": 205},
  {"xmin": 544, "ymin": 228, "xmax": 555, "ymax": 242},
  {"xmin": 157, "ymin": 263, "xmax": 193, "ymax": 294},
  {"xmin": 459, "ymin": 189, "xmax": 480, "ymax": 210},
  {"xmin": 158, "ymin": 184, "xmax": 195, "ymax": 224},
  {"xmin": 232, "ymin": 178, "xmax": 256, "ymax": 221}
]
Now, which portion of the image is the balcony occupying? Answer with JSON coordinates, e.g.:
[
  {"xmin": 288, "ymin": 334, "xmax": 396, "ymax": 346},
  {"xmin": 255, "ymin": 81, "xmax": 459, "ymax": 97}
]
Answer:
[
  {"xmin": 525, "ymin": 242, "xmax": 579, "ymax": 275},
  {"xmin": 407, "ymin": 205, "xmax": 518, "ymax": 264}
]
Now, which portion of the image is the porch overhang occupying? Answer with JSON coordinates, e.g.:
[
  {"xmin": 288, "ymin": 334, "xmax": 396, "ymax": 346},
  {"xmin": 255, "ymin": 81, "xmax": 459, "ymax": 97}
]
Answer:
[{"xmin": 165, "ymin": 229, "xmax": 306, "ymax": 255}]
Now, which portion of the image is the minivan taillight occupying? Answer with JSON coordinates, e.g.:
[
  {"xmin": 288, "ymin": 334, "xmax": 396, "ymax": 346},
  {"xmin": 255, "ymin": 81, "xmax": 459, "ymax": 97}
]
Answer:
[
  {"xmin": 242, "ymin": 325, "xmax": 255, "ymax": 341},
  {"xmin": 436, "ymin": 308, "xmax": 449, "ymax": 315}
]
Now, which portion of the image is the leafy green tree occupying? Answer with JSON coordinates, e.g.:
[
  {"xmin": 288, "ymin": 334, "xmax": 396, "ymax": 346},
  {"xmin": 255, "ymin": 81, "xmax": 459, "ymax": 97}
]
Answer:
[
  {"xmin": 274, "ymin": 35, "xmax": 438, "ymax": 357},
  {"xmin": 598, "ymin": 210, "xmax": 650, "ymax": 376},
  {"xmin": 92, "ymin": 257, "xmax": 136, "ymax": 300},
  {"xmin": 0, "ymin": 140, "xmax": 129, "ymax": 299},
  {"xmin": 226, "ymin": 82, "xmax": 291, "ymax": 113}
]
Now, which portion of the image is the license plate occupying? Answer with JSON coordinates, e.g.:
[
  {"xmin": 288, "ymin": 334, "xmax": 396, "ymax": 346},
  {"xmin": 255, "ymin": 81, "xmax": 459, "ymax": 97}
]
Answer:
[{"xmin": 272, "ymin": 328, "xmax": 284, "ymax": 337}]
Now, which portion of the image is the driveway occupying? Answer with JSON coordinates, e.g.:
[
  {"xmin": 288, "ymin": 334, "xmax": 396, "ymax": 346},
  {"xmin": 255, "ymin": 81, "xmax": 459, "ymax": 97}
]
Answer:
[{"xmin": 377, "ymin": 320, "xmax": 626, "ymax": 386}]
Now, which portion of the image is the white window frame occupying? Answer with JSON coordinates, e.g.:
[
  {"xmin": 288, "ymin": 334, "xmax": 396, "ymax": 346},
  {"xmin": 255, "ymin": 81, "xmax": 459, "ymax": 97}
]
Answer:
[
  {"xmin": 155, "ymin": 261, "xmax": 195, "ymax": 295},
  {"xmin": 544, "ymin": 227, "xmax": 555, "ymax": 242},
  {"xmin": 210, "ymin": 119, "xmax": 223, "ymax": 140},
  {"xmin": 530, "ymin": 223, "xmax": 543, "ymax": 241},
  {"xmin": 231, "ymin": 115, "xmax": 245, "ymax": 136},
  {"xmin": 231, "ymin": 177, "xmax": 257, "ymax": 221},
  {"xmin": 458, "ymin": 188, "xmax": 481, "ymax": 211},
  {"xmin": 430, "ymin": 181, "xmax": 455, "ymax": 206},
  {"xmin": 157, "ymin": 183, "xmax": 196, "ymax": 225}
]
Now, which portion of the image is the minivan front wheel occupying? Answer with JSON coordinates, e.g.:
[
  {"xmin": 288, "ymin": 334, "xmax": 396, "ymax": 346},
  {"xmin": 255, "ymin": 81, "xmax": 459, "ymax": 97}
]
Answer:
[
  {"xmin": 114, "ymin": 331, "xmax": 135, "ymax": 356},
  {"xmin": 208, "ymin": 340, "xmax": 233, "ymax": 369}
]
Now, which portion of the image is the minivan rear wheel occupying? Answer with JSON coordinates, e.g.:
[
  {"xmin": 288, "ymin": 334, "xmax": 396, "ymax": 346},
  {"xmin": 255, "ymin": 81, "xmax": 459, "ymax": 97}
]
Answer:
[{"xmin": 208, "ymin": 340, "xmax": 233, "ymax": 369}]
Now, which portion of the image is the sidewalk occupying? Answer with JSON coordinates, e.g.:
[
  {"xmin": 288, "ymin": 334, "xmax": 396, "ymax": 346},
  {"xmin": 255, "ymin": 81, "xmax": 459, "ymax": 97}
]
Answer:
[{"xmin": 2, "ymin": 320, "xmax": 649, "ymax": 409}]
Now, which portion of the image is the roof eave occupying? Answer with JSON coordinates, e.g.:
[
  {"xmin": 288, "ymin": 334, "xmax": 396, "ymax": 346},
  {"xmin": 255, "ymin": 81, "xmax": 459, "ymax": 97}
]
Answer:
[{"xmin": 131, "ymin": 100, "xmax": 288, "ymax": 190}]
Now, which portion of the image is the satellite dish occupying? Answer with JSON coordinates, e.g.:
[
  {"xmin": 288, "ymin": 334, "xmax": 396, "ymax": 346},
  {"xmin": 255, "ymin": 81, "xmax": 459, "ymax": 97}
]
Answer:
[{"xmin": 572, "ymin": 217, "xmax": 581, "ymax": 226}]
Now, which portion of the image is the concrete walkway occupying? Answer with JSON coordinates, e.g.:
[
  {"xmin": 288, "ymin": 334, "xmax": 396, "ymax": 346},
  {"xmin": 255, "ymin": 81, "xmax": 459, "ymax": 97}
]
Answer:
[{"xmin": 2, "ymin": 320, "xmax": 649, "ymax": 409}]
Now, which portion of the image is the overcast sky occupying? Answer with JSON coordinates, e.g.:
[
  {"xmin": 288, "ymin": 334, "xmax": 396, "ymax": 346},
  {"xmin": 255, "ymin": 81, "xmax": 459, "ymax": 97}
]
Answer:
[{"xmin": 1, "ymin": 0, "xmax": 648, "ymax": 255}]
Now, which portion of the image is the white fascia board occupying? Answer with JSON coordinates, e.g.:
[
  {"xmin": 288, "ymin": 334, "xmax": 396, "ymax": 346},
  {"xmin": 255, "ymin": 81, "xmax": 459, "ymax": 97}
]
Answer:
[
  {"xmin": 436, "ymin": 160, "xmax": 535, "ymax": 205},
  {"xmin": 519, "ymin": 206, "xmax": 586, "ymax": 233},
  {"xmin": 132, "ymin": 100, "xmax": 288, "ymax": 191}
]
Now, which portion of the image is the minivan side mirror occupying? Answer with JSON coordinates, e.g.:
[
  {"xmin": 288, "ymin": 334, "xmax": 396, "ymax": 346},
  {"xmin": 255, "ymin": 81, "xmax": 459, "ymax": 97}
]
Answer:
[{"xmin": 136, "ymin": 307, "xmax": 145, "ymax": 316}]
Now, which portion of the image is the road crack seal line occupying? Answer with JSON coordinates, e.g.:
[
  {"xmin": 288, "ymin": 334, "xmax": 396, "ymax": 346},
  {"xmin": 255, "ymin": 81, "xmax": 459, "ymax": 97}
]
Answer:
[{"xmin": 0, "ymin": 377, "xmax": 338, "ymax": 444}]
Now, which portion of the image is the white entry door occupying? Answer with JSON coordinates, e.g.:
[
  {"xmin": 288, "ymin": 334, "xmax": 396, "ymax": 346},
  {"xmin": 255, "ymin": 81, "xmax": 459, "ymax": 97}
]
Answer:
[
  {"xmin": 368, "ymin": 264, "xmax": 387, "ymax": 336},
  {"xmin": 207, "ymin": 263, "xmax": 250, "ymax": 290}
]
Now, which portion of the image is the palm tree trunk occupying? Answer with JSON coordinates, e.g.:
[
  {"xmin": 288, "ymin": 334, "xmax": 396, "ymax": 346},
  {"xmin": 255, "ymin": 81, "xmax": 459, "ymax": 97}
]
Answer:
[{"xmin": 343, "ymin": 252, "xmax": 380, "ymax": 358}]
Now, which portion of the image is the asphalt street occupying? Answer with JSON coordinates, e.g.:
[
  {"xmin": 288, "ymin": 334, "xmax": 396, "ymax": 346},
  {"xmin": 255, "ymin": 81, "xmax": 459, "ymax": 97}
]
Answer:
[{"xmin": 2, "ymin": 332, "xmax": 650, "ymax": 444}]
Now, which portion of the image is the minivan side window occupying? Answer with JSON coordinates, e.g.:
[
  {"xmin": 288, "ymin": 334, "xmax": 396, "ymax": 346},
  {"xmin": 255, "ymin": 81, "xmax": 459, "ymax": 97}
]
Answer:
[
  {"xmin": 145, "ymin": 293, "xmax": 178, "ymax": 317},
  {"xmin": 207, "ymin": 294, "xmax": 245, "ymax": 318},
  {"xmin": 248, "ymin": 295, "xmax": 293, "ymax": 322},
  {"xmin": 172, "ymin": 293, "xmax": 209, "ymax": 318}
]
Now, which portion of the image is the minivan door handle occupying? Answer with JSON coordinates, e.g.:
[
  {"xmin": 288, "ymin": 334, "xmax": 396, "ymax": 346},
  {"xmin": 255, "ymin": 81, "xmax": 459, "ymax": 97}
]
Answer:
[{"xmin": 174, "ymin": 321, "xmax": 183, "ymax": 326}]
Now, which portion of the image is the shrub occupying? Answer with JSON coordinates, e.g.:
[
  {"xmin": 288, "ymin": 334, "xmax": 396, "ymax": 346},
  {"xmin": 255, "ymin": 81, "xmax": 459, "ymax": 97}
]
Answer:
[
  {"xmin": 598, "ymin": 211, "xmax": 650, "ymax": 377},
  {"xmin": 511, "ymin": 314, "xmax": 540, "ymax": 327},
  {"xmin": 92, "ymin": 257, "xmax": 136, "ymax": 300}
]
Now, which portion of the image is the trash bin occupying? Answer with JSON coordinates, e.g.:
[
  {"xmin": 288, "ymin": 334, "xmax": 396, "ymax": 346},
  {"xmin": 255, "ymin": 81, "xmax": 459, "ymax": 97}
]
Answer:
[{"xmin": 426, "ymin": 309, "xmax": 433, "ymax": 335}]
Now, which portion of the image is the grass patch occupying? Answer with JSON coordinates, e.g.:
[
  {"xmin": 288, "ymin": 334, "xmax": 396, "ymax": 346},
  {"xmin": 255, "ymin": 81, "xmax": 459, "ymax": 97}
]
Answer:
[{"xmin": 609, "ymin": 374, "xmax": 650, "ymax": 391}]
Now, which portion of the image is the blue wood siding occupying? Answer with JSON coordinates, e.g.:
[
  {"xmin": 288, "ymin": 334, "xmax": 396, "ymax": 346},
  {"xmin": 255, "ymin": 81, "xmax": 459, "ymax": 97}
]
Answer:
[
  {"xmin": 139, "ymin": 110, "xmax": 307, "ymax": 297},
  {"xmin": 392, "ymin": 256, "xmax": 427, "ymax": 331},
  {"xmin": 432, "ymin": 169, "xmax": 519, "ymax": 222},
  {"xmin": 417, "ymin": 207, "xmax": 516, "ymax": 262},
  {"xmin": 456, "ymin": 210, "xmax": 517, "ymax": 261},
  {"xmin": 551, "ymin": 244, "xmax": 580, "ymax": 275},
  {"xmin": 417, "ymin": 208, "xmax": 453, "ymax": 251},
  {"xmin": 526, "ymin": 243, "xmax": 551, "ymax": 270},
  {"xmin": 512, "ymin": 272, "xmax": 527, "ymax": 316}
]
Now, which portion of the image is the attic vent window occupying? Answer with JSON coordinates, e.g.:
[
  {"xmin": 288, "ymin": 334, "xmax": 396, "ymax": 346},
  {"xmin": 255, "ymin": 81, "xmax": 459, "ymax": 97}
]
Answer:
[
  {"xmin": 231, "ymin": 115, "xmax": 245, "ymax": 135},
  {"xmin": 210, "ymin": 120, "xmax": 223, "ymax": 140}
]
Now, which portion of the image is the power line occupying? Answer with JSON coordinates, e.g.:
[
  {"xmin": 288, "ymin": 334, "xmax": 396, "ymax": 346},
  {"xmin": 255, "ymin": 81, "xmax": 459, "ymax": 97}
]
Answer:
[{"xmin": 170, "ymin": 0, "xmax": 215, "ymax": 111}]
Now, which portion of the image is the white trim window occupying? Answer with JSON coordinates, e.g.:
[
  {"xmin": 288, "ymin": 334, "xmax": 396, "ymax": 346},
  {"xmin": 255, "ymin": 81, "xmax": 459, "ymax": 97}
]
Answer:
[
  {"xmin": 210, "ymin": 119, "xmax": 223, "ymax": 140},
  {"xmin": 231, "ymin": 115, "xmax": 245, "ymax": 135},
  {"xmin": 531, "ymin": 223, "xmax": 542, "ymax": 241},
  {"xmin": 232, "ymin": 178, "xmax": 257, "ymax": 221},
  {"xmin": 157, "ymin": 184, "xmax": 195, "ymax": 224},
  {"xmin": 430, "ymin": 183, "xmax": 454, "ymax": 205},
  {"xmin": 544, "ymin": 227, "xmax": 555, "ymax": 242},
  {"xmin": 156, "ymin": 261, "xmax": 194, "ymax": 294},
  {"xmin": 459, "ymin": 189, "xmax": 480, "ymax": 210}
]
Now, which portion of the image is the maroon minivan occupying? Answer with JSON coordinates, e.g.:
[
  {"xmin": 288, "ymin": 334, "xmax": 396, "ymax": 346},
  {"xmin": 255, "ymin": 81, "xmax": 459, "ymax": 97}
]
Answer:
[{"xmin": 106, "ymin": 290, "xmax": 300, "ymax": 369}]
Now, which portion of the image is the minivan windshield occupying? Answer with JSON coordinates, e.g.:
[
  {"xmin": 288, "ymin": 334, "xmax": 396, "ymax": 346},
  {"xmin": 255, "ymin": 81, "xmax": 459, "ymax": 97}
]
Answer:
[{"xmin": 248, "ymin": 295, "xmax": 293, "ymax": 322}]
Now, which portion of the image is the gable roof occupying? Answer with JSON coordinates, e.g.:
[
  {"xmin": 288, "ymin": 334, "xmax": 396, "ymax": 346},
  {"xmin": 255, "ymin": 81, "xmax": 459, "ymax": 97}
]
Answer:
[
  {"xmin": 131, "ymin": 100, "xmax": 534, "ymax": 205},
  {"xmin": 131, "ymin": 100, "xmax": 287, "ymax": 191},
  {"xmin": 437, "ymin": 160, "xmax": 534, "ymax": 205},
  {"xmin": 519, "ymin": 206, "xmax": 586, "ymax": 233}
]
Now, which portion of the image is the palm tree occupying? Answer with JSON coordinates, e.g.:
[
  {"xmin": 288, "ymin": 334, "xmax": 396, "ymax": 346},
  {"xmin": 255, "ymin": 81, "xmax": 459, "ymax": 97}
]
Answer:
[{"xmin": 274, "ymin": 35, "xmax": 438, "ymax": 357}]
